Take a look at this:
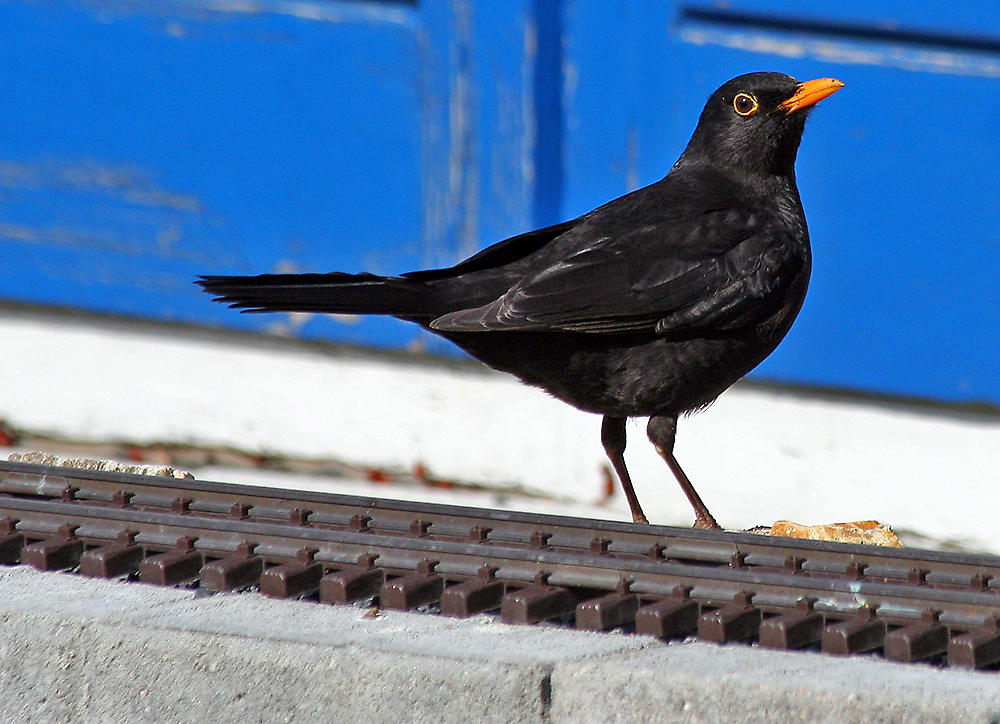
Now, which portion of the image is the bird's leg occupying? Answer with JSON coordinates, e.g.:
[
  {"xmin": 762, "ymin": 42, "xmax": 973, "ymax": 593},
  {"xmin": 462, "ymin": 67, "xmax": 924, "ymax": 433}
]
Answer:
[
  {"xmin": 601, "ymin": 416, "xmax": 648, "ymax": 524},
  {"xmin": 647, "ymin": 415, "xmax": 721, "ymax": 530}
]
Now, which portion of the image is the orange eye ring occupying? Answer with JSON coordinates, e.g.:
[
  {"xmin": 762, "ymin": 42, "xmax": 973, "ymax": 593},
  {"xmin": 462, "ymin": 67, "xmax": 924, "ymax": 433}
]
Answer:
[{"xmin": 733, "ymin": 93, "xmax": 759, "ymax": 116}]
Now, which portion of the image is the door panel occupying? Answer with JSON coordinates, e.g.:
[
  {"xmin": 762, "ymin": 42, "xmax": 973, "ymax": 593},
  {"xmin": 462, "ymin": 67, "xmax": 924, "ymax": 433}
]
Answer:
[{"xmin": 3, "ymin": 0, "xmax": 1000, "ymax": 404}]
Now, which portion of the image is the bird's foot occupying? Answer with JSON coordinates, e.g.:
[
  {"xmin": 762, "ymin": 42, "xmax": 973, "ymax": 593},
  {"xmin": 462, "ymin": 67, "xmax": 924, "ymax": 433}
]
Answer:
[{"xmin": 692, "ymin": 513, "xmax": 722, "ymax": 530}]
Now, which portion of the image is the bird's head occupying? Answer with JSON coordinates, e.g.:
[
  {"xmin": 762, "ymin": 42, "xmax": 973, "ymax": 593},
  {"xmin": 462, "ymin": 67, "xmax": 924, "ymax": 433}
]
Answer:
[{"xmin": 678, "ymin": 72, "xmax": 844, "ymax": 180}]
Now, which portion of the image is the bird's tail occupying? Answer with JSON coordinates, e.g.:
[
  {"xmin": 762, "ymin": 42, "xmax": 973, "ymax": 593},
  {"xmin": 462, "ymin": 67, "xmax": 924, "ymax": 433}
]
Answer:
[{"xmin": 197, "ymin": 272, "xmax": 441, "ymax": 318}]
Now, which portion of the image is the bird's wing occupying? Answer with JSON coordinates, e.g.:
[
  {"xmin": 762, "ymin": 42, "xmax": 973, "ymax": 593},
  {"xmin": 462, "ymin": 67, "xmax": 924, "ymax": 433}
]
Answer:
[
  {"xmin": 429, "ymin": 207, "xmax": 804, "ymax": 335},
  {"xmin": 401, "ymin": 220, "xmax": 577, "ymax": 282}
]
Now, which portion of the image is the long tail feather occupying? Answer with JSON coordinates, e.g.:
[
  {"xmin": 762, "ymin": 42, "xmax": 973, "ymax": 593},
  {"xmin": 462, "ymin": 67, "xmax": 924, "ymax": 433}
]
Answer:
[{"xmin": 196, "ymin": 272, "xmax": 439, "ymax": 317}]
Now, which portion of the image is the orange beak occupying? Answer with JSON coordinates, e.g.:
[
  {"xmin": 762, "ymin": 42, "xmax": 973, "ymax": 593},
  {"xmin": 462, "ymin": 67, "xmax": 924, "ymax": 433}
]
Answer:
[{"xmin": 777, "ymin": 78, "xmax": 845, "ymax": 114}]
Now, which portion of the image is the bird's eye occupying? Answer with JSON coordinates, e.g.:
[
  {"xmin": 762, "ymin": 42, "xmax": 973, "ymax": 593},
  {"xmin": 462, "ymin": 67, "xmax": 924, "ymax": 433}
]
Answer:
[{"xmin": 733, "ymin": 93, "xmax": 759, "ymax": 116}]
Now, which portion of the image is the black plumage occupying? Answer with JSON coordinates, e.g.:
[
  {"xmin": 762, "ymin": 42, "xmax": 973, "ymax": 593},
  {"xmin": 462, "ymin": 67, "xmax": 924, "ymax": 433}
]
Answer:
[{"xmin": 199, "ymin": 72, "xmax": 843, "ymax": 529}]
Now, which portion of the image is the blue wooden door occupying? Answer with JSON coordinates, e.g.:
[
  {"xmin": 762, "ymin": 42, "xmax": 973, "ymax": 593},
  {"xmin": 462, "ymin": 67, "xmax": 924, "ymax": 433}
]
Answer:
[
  {"xmin": 558, "ymin": 2, "xmax": 1000, "ymax": 404},
  {"xmin": 3, "ymin": 0, "xmax": 1000, "ymax": 405},
  {"xmin": 0, "ymin": 0, "xmax": 497, "ymax": 349}
]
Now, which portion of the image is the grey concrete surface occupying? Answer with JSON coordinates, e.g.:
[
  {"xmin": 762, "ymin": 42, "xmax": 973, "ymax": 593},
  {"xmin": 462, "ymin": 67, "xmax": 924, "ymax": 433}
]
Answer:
[
  {"xmin": 551, "ymin": 644, "xmax": 1000, "ymax": 724},
  {"xmin": 1, "ymin": 565, "xmax": 999, "ymax": 724}
]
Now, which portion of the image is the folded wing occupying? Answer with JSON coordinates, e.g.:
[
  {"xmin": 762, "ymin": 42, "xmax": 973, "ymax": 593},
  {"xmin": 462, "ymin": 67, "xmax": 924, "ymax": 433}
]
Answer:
[{"xmin": 430, "ymin": 208, "xmax": 804, "ymax": 337}]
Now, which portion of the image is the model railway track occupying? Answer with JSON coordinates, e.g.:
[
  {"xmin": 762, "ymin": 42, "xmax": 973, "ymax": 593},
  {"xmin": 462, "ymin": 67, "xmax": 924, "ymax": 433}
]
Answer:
[{"xmin": 1, "ymin": 460, "xmax": 998, "ymax": 669}]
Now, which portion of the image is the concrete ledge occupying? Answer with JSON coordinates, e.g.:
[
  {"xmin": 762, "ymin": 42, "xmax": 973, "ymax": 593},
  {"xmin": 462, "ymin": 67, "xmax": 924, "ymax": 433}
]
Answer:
[
  {"xmin": 0, "ymin": 567, "xmax": 639, "ymax": 724},
  {"xmin": 2, "ymin": 566, "xmax": 1000, "ymax": 723},
  {"xmin": 552, "ymin": 645, "xmax": 1000, "ymax": 724}
]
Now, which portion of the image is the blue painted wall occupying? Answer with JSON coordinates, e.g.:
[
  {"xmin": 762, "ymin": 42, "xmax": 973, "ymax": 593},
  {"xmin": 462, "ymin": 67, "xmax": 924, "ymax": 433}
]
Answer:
[{"xmin": 2, "ymin": 0, "xmax": 999, "ymax": 405}]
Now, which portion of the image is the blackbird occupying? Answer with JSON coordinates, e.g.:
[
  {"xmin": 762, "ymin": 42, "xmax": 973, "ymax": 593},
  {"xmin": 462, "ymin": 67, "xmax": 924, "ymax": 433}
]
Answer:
[{"xmin": 199, "ymin": 72, "xmax": 843, "ymax": 529}]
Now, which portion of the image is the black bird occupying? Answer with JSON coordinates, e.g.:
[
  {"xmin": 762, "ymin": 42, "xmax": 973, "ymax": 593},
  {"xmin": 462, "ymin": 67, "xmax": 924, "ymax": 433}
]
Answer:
[{"xmin": 199, "ymin": 72, "xmax": 843, "ymax": 529}]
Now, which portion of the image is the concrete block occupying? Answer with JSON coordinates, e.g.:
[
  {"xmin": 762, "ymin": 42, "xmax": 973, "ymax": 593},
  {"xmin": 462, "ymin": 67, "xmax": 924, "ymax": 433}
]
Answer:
[
  {"xmin": 551, "ymin": 641, "xmax": 1000, "ymax": 724},
  {"xmin": 0, "ymin": 611, "xmax": 552, "ymax": 724},
  {"xmin": 0, "ymin": 566, "xmax": 645, "ymax": 724},
  {"xmin": 5, "ymin": 565, "xmax": 1000, "ymax": 724}
]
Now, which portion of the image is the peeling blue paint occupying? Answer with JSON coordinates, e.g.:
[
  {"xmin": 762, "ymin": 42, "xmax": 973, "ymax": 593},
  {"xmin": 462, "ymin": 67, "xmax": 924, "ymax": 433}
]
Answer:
[{"xmin": 679, "ymin": 6, "xmax": 1000, "ymax": 78}]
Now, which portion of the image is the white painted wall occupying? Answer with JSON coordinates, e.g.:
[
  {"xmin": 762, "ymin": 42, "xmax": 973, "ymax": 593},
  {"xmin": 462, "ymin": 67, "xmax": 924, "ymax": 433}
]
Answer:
[{"xmin": 1, "ymin": 308, "xmax": 997, "ymax": 553}]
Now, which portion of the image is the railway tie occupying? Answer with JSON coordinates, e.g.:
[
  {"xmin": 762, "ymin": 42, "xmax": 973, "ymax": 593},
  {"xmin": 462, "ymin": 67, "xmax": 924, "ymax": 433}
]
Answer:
[{"xmin": 1, "ymin": 460, "xmax": 998, "ymax": 669}]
